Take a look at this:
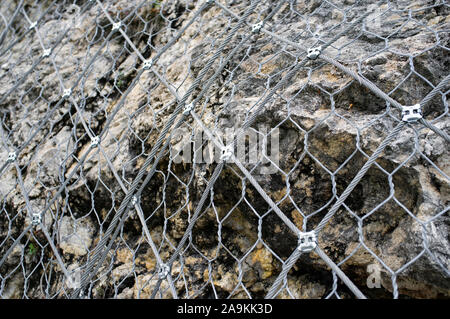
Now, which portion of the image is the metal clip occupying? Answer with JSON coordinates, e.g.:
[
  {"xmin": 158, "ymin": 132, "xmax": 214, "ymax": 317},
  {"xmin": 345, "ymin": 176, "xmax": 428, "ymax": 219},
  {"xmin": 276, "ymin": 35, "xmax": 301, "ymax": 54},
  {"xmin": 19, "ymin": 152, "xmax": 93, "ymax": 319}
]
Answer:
[
  {"xmin": 157, "ymin": 263, "xmax": 170, "ymax": 280},
  {"xmin": 206, "ymin": 0, "xmax": 215, "ymax": 4},
  {"xmin": 112, "ymin": 22, "xmax": 121, "ymax": 31},
  {"xmin": 252, "ymin": 21, "xmax": 263, "ymax": 34},
  {"xmin": 307, "ymin": 46, "xmax": 322, "ymax": 60},
  {"xmin": 298, "ymin": 231, "xmax": 317, "ymax": 252},
  {"xmin": 63, "ymin": 88, "xmax": 72, "ymax": 98},
  {"xmin": 130, "ymin": 195, "xmax": 138, "ymax": 206},
  {"xmin": 42, "ymin": 48, "xmax": 51, "ymax": 58},
  {"xmin": 29, "ymin": 22, "xmax": 37, "ymax": 30},
  {"xmin": 31, "ymin": 213, "xmax": 42, "ymax": 227},
  {"xmin": 220, "ymin": 145, "xmax": 233, "ymax": 162},
  {"xmin": 401, "ymin": 104, "xmax": 422, "ymax": 122},
  {"xmin": 7, "ymin": 152, "xmax": 16, "ymax": 163},
  {"xmin": 143, "ymin": 59, "xmax": 153, "ymax": 70},
  {"xmin": 90, "ymin": 136, "xmax": 100, "ymax": 148},
  {"xmin": 183, "ymin": 103, "xmax": 194, "ymax": 116}
]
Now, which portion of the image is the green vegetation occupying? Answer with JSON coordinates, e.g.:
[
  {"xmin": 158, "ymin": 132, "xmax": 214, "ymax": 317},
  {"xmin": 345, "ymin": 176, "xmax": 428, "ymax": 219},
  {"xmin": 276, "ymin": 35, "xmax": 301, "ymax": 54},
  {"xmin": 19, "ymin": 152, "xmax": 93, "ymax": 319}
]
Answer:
[{"xmin": 26, "ymin": 242, "xmax": 37, "ymax": 257}]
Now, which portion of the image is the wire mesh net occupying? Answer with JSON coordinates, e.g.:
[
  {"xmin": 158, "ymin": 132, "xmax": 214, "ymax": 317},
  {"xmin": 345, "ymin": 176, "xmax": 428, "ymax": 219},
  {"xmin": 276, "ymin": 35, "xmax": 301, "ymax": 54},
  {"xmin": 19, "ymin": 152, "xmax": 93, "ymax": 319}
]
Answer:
[{"xmin": 0, "ymin": 0, "xmax": 449, "ymax": 299}]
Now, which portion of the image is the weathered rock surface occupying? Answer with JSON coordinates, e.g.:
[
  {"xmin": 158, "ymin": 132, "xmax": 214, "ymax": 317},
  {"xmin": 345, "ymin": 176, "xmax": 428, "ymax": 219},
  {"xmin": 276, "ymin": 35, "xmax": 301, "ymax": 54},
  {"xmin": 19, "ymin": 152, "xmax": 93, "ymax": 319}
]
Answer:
[{"xmin": 0, "ymin": 0, "xmax": 448, "ymax": 299}]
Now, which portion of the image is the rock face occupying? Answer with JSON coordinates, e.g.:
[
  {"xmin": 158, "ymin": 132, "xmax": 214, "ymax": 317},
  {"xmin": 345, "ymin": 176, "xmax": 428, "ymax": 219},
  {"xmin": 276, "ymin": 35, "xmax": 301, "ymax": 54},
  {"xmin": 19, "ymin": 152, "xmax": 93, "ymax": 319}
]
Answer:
[
  {"xmin": 59, "ymin": 216, "xmax": 95, "ymax": 257},
  {"xmin": 0, "ymin": 0, "xmax": 449, "ymax": 299}
]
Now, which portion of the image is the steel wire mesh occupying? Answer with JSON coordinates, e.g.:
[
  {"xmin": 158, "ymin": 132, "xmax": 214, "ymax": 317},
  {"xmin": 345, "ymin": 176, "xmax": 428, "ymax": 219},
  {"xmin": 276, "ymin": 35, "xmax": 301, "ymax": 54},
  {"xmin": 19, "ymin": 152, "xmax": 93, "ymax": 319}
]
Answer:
[{"xmin": 0, "ymin": 0, "xmax": 448, "ymax": 299}]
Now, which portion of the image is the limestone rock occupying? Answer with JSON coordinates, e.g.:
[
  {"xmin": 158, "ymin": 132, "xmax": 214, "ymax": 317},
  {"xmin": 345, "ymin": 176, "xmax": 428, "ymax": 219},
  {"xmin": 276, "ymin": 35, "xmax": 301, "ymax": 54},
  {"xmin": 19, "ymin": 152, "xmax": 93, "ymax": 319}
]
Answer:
[{"xmin": 58, "ymin": 216, "xmax": 94, "ymax": 257}]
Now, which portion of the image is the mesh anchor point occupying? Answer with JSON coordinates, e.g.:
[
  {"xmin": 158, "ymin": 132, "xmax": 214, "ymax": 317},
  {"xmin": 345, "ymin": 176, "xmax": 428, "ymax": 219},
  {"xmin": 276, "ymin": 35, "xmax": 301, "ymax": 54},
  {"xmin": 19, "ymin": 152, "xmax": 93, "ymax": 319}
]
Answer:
[
  {"xmin": 130, "ymin": 195, "xmax": 138, "ymax": 206},
  {"xmin": 62, "ymin": 88, "xmax": 72, "ymax": 98},
  {"xmin": 29, "ymin": 22, "xmax": 37, "ymax": 30},
  {"xmin": 252, "ymin": 21, "xmax": 263, "ymax": 34},
  {"xmin": 157, "ymin": 263, "xmax": 170, "ymax": 280},
  {"xmin": 183, "ymin": 102, "xmax": 194, "ymax": 116},
  {"xmin": 31, "ymin": 213, "xmax": 42, "ymax": 227},
  {"xmin": 42, "ymin": 48, "xmax": 51, "ymax": 58},
  {"xmin": 143, "ymin": 59, "xmax": 153, "ymax": 70},
  {"xmin": 298, "ymin": 231, "xmax": 317, "ymax": 252},
  {"xmin": 206, "ymin": 0, "xmax": 215, "ymax": 4},
  {"xmin": 307, "ymin": 46, "xmax": 322, "ymax": 60},
  {"xmin": 7, "ymin": 152, "xmax": 16, "ymax": 163},
  {"xmin": 90, "ymin": 136, "xmax": 100, "ymax": 148},
  {"xmin": 112, "ymin": 22, "xmax": 121, "ymax": 31},
  {"xmin": 401, "ymin": 104, "xmax": 422, "ymax": 122}
]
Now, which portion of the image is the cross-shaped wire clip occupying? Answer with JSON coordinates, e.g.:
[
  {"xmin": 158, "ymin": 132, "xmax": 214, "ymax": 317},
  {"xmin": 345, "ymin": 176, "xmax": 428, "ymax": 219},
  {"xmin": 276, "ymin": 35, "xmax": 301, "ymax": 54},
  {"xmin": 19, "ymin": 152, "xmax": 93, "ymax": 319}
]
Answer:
[
  {"xmin": 183, "ymin": 102, "xmax": 194, "ymax": 116},
  {"xmin": 130, "ymin": 195, "xmax": 138, "ymax": 206},
  {"xmin": 307, "ymin": 46, "xmax": 322, "ymax": 60},
  {"xmin": 90, "ymin": 136, "xmax": 100, "ymax": 148},
  {"xmin": 29, "ymin": 22, "xmax": 37, "ymax": 30},
  {"xmin": 112, "ymin": 22, "xmax": 121, "ymax": 31},
  {"xmin": 401, "ymin": 104, "xmax": 422, "ymax": 122},
  {"xmin": 157, "ymin": 263, "xmax": 170, "ymax": 280},
  {"xmin": 31, "ymin": 213, "xmax": 42, "ymax": 227},
  {"xmin": 252, "ymin": 21, "xmax": 263, "ymax": 34},
  {"xmin": 7, "ymin": 152, "xmax": 16, "ymax": 163},
  {"xmin": 42, "ymin": 48, "xmax": 52, "ymax": 58},
  {"xmin": 143, "ymin": 59, "xmax": 153, "ymax": 70},
  {"xmin": 62, "ymin": 88, "xmax": 72, "ymax": 99},
  {"xmin": 298, "ymin": 231, "xmax": 317, "ymax": 252}
]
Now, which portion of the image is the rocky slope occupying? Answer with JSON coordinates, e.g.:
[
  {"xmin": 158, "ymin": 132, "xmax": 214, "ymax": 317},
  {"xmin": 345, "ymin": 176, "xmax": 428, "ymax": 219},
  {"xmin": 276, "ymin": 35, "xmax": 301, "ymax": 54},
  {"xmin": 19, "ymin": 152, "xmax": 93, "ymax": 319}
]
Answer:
[{"xmin": 0, "ymin": 0, "xmax": 449, "ymax": 299}]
